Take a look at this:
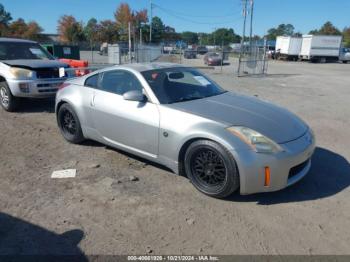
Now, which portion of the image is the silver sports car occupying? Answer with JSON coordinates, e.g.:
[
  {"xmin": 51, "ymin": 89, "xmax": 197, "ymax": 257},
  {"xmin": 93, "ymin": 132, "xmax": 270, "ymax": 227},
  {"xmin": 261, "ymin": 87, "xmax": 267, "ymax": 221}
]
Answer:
[{"xmin": 55, "ymin": 63, "xmax": 315, "ymax": 198}]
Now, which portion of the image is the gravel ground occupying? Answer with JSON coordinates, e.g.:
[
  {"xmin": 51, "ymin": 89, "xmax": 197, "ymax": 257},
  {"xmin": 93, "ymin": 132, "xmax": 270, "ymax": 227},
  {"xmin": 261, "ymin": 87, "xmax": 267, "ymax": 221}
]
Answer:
[{"xmin": 0, "ymin": 57, "xmax": 349, "ymax": 256}]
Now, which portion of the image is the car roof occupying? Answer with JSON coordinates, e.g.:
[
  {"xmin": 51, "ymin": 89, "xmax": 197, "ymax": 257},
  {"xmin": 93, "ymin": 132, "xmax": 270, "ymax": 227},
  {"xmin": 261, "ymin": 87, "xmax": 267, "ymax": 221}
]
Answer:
[
  {"xmin": 0, "ymin": 37, "xmax": 37, "ymax": 44},
  {"xmin": 108, "ymin": 62, "xmax": 188, "ymax": 73}
]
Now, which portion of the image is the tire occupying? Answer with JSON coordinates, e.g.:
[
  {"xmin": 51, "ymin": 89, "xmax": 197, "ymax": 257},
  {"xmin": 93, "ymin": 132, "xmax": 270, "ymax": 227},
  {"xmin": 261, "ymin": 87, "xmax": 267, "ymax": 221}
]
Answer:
[
  {"xmin": 0, "ymin": 81, "xmax": 19, "ymax": 112},
  {"xmin": 184, "ymin": 140, "xmax": 240, "ymax": 198},
  {"xmin": 57, "ymin": 103, "xmax": 85, "ymax": 144}
]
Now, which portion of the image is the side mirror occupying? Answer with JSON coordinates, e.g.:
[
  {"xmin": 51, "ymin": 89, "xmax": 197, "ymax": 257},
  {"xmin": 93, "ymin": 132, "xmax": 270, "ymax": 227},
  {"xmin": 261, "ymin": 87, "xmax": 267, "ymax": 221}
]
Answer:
[{"xmin": 123, "ymin": 90, "xmax": 146, "ymax": 102}]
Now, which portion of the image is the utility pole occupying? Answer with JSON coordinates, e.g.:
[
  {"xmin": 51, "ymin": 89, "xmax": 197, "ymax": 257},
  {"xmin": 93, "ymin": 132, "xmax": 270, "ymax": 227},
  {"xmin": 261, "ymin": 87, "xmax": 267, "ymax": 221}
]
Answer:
[
  {"xmin": 140, "ymin": 27, "xmax": 142, "ymax": 45},
  {"xmin": 149, "ymin": 0, "xmax": 153, "ymax": 43},
  {"xmin": 128, "ymin": 22, "xmax": 132, "ymax": 62},
  {"xmin": 249, "ymin": 0, "xmax": 254, "ymax": 50},
  {"xmin": 238, "ymin": 0, "xmax": 248, "ymax": 74},
  {"xmin": 213, "ymin": 28, "xmax": 217, "ymax": 47}
]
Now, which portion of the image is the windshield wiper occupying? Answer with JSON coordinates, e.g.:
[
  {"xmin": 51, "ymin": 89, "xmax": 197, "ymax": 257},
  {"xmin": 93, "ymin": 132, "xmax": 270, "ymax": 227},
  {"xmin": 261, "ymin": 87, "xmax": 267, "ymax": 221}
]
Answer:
[{"xmin": 175, "ymin": 96, "xmax": 204, "ymax": 103}]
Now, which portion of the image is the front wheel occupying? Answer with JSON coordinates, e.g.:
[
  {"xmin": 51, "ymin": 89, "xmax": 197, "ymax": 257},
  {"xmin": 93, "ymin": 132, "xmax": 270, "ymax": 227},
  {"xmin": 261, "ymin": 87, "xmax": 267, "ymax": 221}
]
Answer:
[
  {"xmin": 57, "ymin": 103, "xmax": 85, "ymax": 144},
  {"xmin": 184, "ymin": 140, "xmax": 240, "ymax": 198},
  {"xmin": 0, "ymin": 82, "xmax": 19, "ymax": 112}
]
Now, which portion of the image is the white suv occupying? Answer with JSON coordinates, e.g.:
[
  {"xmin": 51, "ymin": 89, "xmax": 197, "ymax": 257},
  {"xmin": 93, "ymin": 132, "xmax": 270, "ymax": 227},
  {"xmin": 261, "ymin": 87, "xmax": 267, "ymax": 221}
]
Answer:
[{"xmin": 0, "ymin": 37, "xmax": 72, "ymax": 111}]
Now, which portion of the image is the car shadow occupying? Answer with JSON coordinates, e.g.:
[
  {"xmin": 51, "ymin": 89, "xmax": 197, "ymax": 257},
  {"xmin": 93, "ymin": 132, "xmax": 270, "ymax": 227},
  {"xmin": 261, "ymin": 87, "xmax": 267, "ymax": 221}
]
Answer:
[
  {"xmin": 16, "ymin": 98, "xmax": 55, "ymax": 113},
  {"xmin": 238, "ymin": 73, "xmax": 301, "ymax": 78},
  {"xmin": 227, "ymin": 147, "xmax": 350, "ymax": 205},
  {"xmin": 0, "ymin": 212, "xmax": 87, "ymax": 261},
  {"xmin": 80, "ymin": 140, "xmax": 174, "ymax": 173}
]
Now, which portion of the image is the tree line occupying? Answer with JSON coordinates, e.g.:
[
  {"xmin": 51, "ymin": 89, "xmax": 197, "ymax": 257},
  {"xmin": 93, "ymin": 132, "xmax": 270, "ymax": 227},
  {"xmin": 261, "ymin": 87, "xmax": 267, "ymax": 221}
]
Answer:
[
  {"xmin": 266, "ymin": 22, "xmax": 350, "ymax": 47},
  {"xmin": 0, "ymin": 2, "xmax": 242, "ymax": 47},
  {"xmin": 0, "ymin": 2, "xmax": 349, "ymax": 48}
]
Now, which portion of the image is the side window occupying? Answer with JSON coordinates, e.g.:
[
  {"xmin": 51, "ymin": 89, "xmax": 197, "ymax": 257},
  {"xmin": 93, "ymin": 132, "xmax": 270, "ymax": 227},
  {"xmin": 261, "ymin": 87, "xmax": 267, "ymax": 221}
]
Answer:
[
  {"xmin": 85, "ymin": 74, "xmax": 99, "ymax": 88},
  {"xmin": 100, "ymin": 70, "xmax": 143, "ymax": 95}
]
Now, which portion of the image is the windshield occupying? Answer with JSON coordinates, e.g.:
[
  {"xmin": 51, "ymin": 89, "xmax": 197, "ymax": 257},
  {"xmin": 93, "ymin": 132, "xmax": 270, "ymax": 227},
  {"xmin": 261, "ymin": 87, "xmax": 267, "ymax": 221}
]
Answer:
[
  {"xmin": 142, "ymin": 67, "xmax": 227, "ymax": 104},
  {"xmin": 0, "ymin": 42, "xmax": 54, "ymax": 60}
]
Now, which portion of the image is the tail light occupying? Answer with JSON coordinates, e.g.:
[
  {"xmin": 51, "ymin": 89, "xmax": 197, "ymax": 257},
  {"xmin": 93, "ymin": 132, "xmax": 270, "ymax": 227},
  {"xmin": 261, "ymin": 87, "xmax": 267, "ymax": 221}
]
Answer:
[{"xmin": 58, "ymin": 83, "xmax": 70, "ymax": 90}]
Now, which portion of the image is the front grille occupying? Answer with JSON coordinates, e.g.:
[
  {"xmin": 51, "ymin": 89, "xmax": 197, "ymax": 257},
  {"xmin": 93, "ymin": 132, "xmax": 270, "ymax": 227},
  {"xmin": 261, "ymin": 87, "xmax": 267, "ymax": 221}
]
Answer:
[
  {"xmin": 38, "ymin": 88, "xmax": 58, "ymax": 93},
  {"xmin": 37, "ymin": 83, "xmax": 62, "ymax": 88},
  {"xmin": 36, "ymin": 82, "xmax": 62, "ymax": 93},
  {"xmin": 289, "ymin": 159, "xmax": 310, "ymax": 179},
  {"xmin": 35, "ymin": 68, "xmax": 63, "ymax": 79}
]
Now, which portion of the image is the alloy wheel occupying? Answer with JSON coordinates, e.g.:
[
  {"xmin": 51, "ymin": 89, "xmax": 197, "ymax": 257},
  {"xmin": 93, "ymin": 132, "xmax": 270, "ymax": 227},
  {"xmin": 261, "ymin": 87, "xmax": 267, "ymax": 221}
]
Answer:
[
  {"xmin": 61, "ymin": 109, "xmax": 77, "ymax": 135},
  {"xmin": 0, "ymin": 86, "xmax": 9, "ymax": 108},
  {"xmin": 190, "ymin": 148, "xmax": 227, "ymax": 188}
]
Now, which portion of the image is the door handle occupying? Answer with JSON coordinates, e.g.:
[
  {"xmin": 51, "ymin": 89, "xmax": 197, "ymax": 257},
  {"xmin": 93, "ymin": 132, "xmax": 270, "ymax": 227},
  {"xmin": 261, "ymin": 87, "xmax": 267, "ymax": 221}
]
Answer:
[{"xmin": 90, "ymin": 93, "xmax": 96, "ymax": 107}]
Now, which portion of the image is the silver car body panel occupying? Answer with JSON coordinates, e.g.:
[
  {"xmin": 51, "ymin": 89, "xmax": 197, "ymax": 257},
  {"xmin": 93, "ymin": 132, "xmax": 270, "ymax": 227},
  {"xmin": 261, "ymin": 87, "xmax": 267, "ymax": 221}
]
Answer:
[{"xmin": 56, "ymin": 63, "xmax": 315, "ymax": 195}]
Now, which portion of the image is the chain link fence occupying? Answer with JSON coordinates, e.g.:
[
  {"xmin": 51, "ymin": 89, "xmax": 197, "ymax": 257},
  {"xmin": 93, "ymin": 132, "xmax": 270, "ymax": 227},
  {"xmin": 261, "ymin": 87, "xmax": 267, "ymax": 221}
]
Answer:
[
  {"xmin": 237, "ymin": 45, "xmax": 268, "ymax": 76},
  {"xmin": 79, "ymin": 43, "xmax": 163, "ymax": 65}
]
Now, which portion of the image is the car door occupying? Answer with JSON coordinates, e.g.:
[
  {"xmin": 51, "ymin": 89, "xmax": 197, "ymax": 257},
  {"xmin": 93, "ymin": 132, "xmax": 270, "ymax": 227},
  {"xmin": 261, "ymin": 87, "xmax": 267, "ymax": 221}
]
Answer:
[{"xmin": 90, "ymin": 69, "xmax": 160, "ymax": 158}]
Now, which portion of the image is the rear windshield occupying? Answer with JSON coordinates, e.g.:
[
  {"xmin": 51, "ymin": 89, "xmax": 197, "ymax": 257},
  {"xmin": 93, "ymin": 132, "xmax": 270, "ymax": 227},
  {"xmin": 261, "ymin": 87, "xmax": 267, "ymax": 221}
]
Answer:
[{"xmin": 0, "ymin": 42, "xmax": 54, "ymax": 60}]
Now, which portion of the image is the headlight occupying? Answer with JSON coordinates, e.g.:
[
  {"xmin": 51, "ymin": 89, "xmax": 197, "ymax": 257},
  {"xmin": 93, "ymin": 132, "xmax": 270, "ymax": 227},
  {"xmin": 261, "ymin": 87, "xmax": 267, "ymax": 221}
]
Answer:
[
  {"xmin": 227, "ymin": 126, "xmax": 283, "ymax": 154},
  {"xmin": 9, "ymin": 67, "xmax": 34, "ymax": 79}
]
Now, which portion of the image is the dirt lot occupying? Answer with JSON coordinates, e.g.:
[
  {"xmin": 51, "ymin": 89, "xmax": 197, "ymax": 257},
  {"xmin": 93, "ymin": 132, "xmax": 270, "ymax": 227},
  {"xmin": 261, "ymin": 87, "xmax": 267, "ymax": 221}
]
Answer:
[{"xmin": 0, "ymin": 58, "xmax": 349, "ymax": 256}]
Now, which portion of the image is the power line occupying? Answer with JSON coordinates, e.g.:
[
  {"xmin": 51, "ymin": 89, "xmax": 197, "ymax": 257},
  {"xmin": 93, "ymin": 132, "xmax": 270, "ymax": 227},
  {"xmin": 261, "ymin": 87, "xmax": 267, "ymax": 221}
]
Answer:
[
  {"xmin": 152, "ymin": 3, "xmax": 242, "ymax": 18},
  {"xmin": 154, "ymin": 4, "xmax": 243, "ymax": 25}
]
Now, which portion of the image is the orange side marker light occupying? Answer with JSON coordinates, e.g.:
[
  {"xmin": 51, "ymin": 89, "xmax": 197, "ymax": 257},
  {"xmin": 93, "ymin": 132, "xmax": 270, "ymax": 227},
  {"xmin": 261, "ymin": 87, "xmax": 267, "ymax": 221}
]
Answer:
[{"xmin": 264, "ymin": 167, "xmax": 271, "ymax": 187}]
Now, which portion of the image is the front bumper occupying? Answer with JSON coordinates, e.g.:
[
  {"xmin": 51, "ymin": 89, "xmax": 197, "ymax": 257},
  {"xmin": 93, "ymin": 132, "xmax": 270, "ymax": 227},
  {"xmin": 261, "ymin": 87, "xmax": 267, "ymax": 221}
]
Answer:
[
  {"xmin": 207, "ymin": 60, "xmax": 222, "ymax": 66},
  {"xmin": 233, "ymin": 130, "xmax": 316, "ymax": 195},
  {"xmin": 7, "ymin": 78, "xmax": 67, "ymax": 98}
]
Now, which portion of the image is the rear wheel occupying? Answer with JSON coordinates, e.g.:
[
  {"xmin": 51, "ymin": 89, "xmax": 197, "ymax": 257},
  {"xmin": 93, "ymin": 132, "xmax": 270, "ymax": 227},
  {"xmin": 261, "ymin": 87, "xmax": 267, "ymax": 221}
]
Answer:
[
  {"xmin": 57, "ymin": 103, "xmax": 84, "ymax": 144},
  {"xmin": 0, "ymin": 82, "xmax": 19, "ymax": 112},
  {"xmin": 184, "ymin": 140, "xmax": 239, "ymax": 198}
]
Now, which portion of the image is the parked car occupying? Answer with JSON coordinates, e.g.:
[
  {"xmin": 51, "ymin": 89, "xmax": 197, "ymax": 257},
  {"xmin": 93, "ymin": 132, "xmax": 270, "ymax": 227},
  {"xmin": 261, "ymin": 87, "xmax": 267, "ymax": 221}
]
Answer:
[
  {"xmin": 196, "ymin": 46, "xmax": 208, "ymax": 55},
  {"xmin": 55, "ymin": 63, "xmax": 315, "ymax": 198},
  {"xmin": 0, "ymin": 38, "xmax": 72, "ymax": 112},
  {"xmin": 204, "ymin": 52, "xmax": 222, "ymax": 66},
  {"xmin": 184, "ymin": 49, "xmax": 197, "ymax": 59},
  {"xmin": 340, "ymin": 48, "xmax": 350, "ymax": 63}
]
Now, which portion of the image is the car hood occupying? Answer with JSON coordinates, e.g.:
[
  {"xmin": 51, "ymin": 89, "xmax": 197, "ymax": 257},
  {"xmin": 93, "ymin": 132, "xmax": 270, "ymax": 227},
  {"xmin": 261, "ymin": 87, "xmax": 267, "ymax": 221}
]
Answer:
[
  {"xmin": 167, "ymin": 92, "xmax": 308, "ymax": 144},
  {"xmin": 1, "ymin": 59, "xmax": 69, "ymax": 69}
]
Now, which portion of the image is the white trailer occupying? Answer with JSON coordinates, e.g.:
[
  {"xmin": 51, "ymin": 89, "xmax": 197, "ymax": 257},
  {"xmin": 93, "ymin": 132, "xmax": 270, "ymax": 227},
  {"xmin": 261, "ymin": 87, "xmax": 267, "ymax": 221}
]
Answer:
[
  {"xmin": 300, "ymin": 35, "xmax": 342, "ymax": 62},
  {"xmin": 275, "ymin": 36, "xmax": 302, "ymax": 60}
]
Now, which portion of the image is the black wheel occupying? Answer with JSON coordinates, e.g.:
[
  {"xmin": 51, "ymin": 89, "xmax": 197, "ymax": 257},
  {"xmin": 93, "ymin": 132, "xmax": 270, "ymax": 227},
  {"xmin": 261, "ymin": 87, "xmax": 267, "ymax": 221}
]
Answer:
[
  {"xmin": 57, "ymin": 103, "xmax": 84, "ymax": 144},
  {"xmin": 184, "ymin": 140, "xmax": 239, "ymax": 198},
  {"xmin": 0, "ymin": 81, "xmax": 19, "ymax": 112}
]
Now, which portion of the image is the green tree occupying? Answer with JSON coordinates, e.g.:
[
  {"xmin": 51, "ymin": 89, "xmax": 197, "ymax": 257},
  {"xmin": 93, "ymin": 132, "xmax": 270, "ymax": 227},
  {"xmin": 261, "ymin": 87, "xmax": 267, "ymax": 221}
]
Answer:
[
  {"xmin": 0, "ymin": 3, "xmax": 12, "ymax": 36},
  {"xmin": 99, "ymin": 20, "xmax": 119, "ymax": 43},
  {"xmin": 213, "ymin": 28, "xmax": 241, "ymax": 45},
  {"xmin": 265, "ymin": 24, "xmax": 295, "ymax": 40},
  {"xmin": 309, "ymin": 21, "xmax": 341, "ymax": 35},
  {"xmin": 84, "ymin": 18, "xmax": 99, "ymax": 46},
  {"xmin": 181, "ymin": 31, "xmax": 198, "ymax": 45},
  {"xmin": 151, "ymin": 16, "xmax": 164, "ymax": 43},
  {"xmin": 343, "ymin": 27, "xmax": 350, "ymax": 47}
]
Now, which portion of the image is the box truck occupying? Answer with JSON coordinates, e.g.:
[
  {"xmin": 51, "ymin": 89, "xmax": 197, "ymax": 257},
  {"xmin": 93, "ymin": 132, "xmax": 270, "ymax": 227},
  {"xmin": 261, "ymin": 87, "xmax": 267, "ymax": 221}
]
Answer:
[
  {"xmin": 275, "ymin": 36, "xmax": 302, "ymax": 60},
  {"xmin": 300, "ymin": 35, "xmax": 342, "ymax": 62}
]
